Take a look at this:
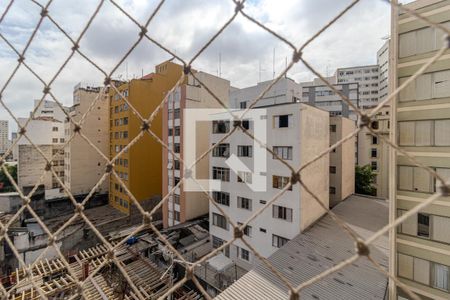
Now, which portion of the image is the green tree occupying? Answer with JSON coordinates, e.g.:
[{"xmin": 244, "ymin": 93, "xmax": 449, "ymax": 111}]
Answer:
[
  {"xmin": 0, "ymin": 164, "xmax": 17, "ymax": 192},
  {"xmin": 355, "ymin": 165, "xmax": 376, "ymax": 196}
]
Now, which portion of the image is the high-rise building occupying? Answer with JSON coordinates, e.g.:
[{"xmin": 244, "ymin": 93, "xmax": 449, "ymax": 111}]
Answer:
[
  {"xmin": 0, "ymin": 120, "xmax": 9, "ymax": 154},
  {"xmin": 392, "ymin": 1, "xmax": 450, "ymax": 299},
  {"xmin": 162, "ymin": 71, "xmax": 230, "ymax": 228},
  {"xmin": 209, "ymin": 102, "xmax": 329, "ymax": 269},
  {"xmin": 64, "ymin": 84, "xmax": 109, "ymax": 196},
  {"xmin": 109, "ymin": 60, "xmax": 183, "ymax": 214},
  {"xmin": 299, "ymin": 81, "xmax": 360, "ymax": 120},
  {"xmin": 329, "ymin": 116, "xmax": 356, "ymax": 207},
  {"xmin": 378, "ymin": 40, "xmax": 390, "ymax": 102},
  {"xmin": 336, "ymin": 65, "xmax": 380, "ymax": 109}
]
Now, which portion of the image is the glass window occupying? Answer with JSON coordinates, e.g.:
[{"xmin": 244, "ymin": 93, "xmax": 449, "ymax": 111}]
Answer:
[
  {"xmin": 272, "ymin": 175, "xmax": 292, "ymax": 190},
  {"xmin": 237, "ymin": 196, "xmax": 252, "ymax": 210},
  {"xmin": 212, "ymin": 143, "xmax": 230, "ymax": 157},
  {"xmin": 212, "ymin": 167, "xmax": 230, "ymax": 182},
  {"xmin": 212, "ymin": 191, "xmax": 230, "ymax": 206},
  {"xmin": 272, "ymin": 205, "xmax": 293, "ymax": 222},
  {"xmin": 273, "ymin": 146, "xmax": 293, "ymax": 160},
  {"xmin": 272, "ymin": 234, "xmax": 289, "ymax": 248},
  {"xmin": 417, "ymin": 213, "xmax": 430, "ymax": 238},
  {"xmin": 433, "ymin": 263, "xmax": 449, "ymax": 291},
  {"xmin": 212, "ymin": 120, "xmax": 230, "ymax": 134},
  {"xmin": 212, "ymin": 213, "xmax": 228, "ymax": 230},
  {"xmin": 237, "ymin": 145, "xmax": 252, "ymax": 157}
]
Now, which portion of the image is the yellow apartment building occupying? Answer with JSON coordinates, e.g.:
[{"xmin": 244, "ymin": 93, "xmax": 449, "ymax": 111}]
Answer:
[{"xmin": 109, "ymin": 61, "xmax": 183, "ymax": 214}]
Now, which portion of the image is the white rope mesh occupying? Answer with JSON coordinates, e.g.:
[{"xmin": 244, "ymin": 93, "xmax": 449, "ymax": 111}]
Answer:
[{"xmin": 0, "ymin": 0, "xmax": 448, "ymax": 299}]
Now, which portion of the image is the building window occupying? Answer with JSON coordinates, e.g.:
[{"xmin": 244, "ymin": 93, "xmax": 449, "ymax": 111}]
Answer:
[
  {"xmin": 371, "ymin": 149, "xmax": 377, "ymax": 158},
  {"xmin": 260, "ymin": 200, "xmax": 267, "ymax": 205},
  {"xmin": 273, "ymin": 146, "xmax": 292, "ymax": 160},
  {"xmin": 330, "ymin": 125, "xmax": 336, "ymax": 132},
  {"xmin": 52, "ymin": 138, "xmax": 58, "ymax": 143},
  {"xmin": 212, "ymin": 191, "xmax": 230, "ymax": 206},
  {"xmin": 329, "ymin": 186, "xmax": 336, "ymax": 194},
  {"xmin": 242, "ymin": 120, "xmax": 250, "ymax": 130},
  {"xmin": 371, "ymin": 161, "xmax": 378, "ymax": 171},
  {"xmin": 237, "ymin": 145, "xmax": 252, "ymax": 157},
  {"xmin": 260, "ymin": 228, "xmax": 267, "ymax": 233},
  {"xmin": 212, "ymin": 167, "xmax": 230, "ymax": 182},
  {"xmin": 272, "ymin": 205, "xmax": 293, "ymax": 222},
  {"xmin": 237, "ymin": 222, "xmax": 252, "ymax": 237},
  {"xmin": 173, "ymin": 108, "xmax": 181, "ymax": 119},
  {"xmin": 174, "ymin": 160, "xmax": 180, "ymax": 170},
  {"xmin": 174, "ymin": 194, "xmax": 180, "ymax": 205},
  {"xmin": 52, "ymin": 126, "xmax": 58, "ymax": 132},
  {"xmin": 174, "ymin": 211, "xmax": 180, "ymax": 222},
  {"xmin": 240, "ymin": 101, "xmax": 247, "ymax": 109},
  {"xmin": 213, "ymin": 120, "xmax": 230, "ymax": 134},
  {"xmin": 174, "ymin": 126, "xmax": 180, "ymax": 136},
  {"xmin": 330, "ymin": 166, "xmax": 336, "ymax": 174},
  {"xmin": 212, "ymin": 143, "xmax": 230, "ymax": 157},
  {"xmin": 371, "ymin": 121, "xmax": 379, "ymax": 130},
  {"xmin": 174, "ymin": 177, "xmax": 180, "ymax": 186},
  {"xmin": 212, "ymin": 213, "xmax": 228, "ymax": 230},
  {"xmin": 272, "ymin": 175, "xmax": 292, "ymax": 190},
  {"xmin": 174, "ymin": 143, "xmax": 180, "ymax": 153},
  {"xmin": 272, "ymin": 234, "xmax": 289, "ymax": 248},
  {"xmin": 238, "ymin": 247, "xmax": 250, "ymax": 261},
  {"xmin": 433, "ymin": 263, "xmax": 449, "ymax": 291},
  {"xmin": 237, "ymin": 196, "xmax": 252, "ymax": 210},
  {"xmin": 123, "ymin": 117, "xmax": 128, "ymax": 125},
  {"xmin": 417, "ymin": 213, "xmax": 430, "ymax": 238},
  {"xmin": 237, "ymin": 171, "xmax": 252, "ymax": 184},
  {"xmin": 372, "ymin": 136, "xmax": 378, "ymax": 145},
  {"xmin": 123, "ymin": 159, "xmax": 128, "ymax": 167},
  {"xmin": 274, "ymin": 114, "xmax": 292, "ymax": 128}
]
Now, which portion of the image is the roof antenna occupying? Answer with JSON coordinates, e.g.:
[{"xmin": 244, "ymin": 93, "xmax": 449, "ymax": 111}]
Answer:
[{"xmin": 219, "ymin": 52, "xmax": 222, "ymax": 77}]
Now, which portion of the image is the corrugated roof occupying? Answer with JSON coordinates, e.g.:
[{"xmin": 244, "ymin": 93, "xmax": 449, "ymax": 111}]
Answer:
[{"xmin": 216, "ymin": 195, "xmax": 389, "ymax": 300}]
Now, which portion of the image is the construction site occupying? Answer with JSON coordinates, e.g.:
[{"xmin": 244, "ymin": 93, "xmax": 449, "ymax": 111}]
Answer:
[{"xmin": 0, "ymin": 217, "xmax": 247, "ymax": 300}]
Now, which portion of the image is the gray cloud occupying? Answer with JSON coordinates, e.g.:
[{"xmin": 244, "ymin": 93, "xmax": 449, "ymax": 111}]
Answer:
[{"xmin": 0, "ymin": 0, "xmax": 391, "ymax": 134}]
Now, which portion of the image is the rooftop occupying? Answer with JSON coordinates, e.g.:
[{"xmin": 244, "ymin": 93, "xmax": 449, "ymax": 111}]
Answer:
[{"xmin": 216, "ymin": 195, "xmax": 389, "ymax": 300}]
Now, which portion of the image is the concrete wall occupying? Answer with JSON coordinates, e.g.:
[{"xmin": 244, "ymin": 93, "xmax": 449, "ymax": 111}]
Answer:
[{"xmin": 299, "ymin": 105, "xmax": 330, "ymax": 230}]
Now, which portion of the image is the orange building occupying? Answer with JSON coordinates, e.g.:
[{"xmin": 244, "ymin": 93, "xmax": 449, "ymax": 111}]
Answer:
[{"xmin": 109, "ymin": 61, "xmax": 183, "ymax": 214}]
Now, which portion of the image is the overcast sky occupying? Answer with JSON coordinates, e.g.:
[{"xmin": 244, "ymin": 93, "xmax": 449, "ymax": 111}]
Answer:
[{"xmin": 0, "ymin": 0, "xmax": 409, "ymax": 135}]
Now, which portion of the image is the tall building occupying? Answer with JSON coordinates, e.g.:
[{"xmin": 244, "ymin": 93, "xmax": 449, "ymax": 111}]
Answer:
[
  {"xmin": 209, "ymin": 102, "xmax": 329, "ymax": 269},
  {"xmin": 0, "ymin": 120, "xmax": 8, "ymax": 154},
  {"xmin": 392, "ymin": 1, "xmax": 450, "ymax": 299},
  {"xmin": 64, "ymin": 83, "xmax": 109, "ymax": 196},
  {"xmin": 336, "ymin": 65, "xmax": 380, "ymax": 109},
  {"xmin": 329, "ymin": 116, "xmax": 356, "ymax": 207},
  {"xmin": 162, "ymin": 71, "xmax": 230, "ymax": 228},
  {"xmin": 378, "ymin": 40, "xmax": 390, "ymax": 102},
  {"xmin": 299, "ymin": 81, "xmax": 360, "ymax": 120},
  {"xmin": 109, "ymin": 61, "xmax": 183, "ymax": 214}
]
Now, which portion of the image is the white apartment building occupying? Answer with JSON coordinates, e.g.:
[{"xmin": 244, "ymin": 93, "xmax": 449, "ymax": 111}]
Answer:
[
  {"xmin": 64, "ymin": 84, "xmax": 109, "ymax": 196},
  {"xmin": 0, "ymin": 120, "xmax": 9, "ymax": 154},
  {"xmin": 230, "ymin": 77, "xmax": 302, "ymax": 109},
  {"xmin": 15, "ymin": 101, "xmax": 66, "ymax": 198},
  {"xmin": 336, "ymin": 65, "xmax": 380, "ymax": 109},
  {"xmin": 299, "ymin": 82, "xmax": 360, "ymax": 120},
  {"xmin": 209, "ymin": 102, "xmax": 329, "ymax": 269},
  {"xmin": 378, "ymin": 40, "xmax": 390, "ymax": 102}
]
